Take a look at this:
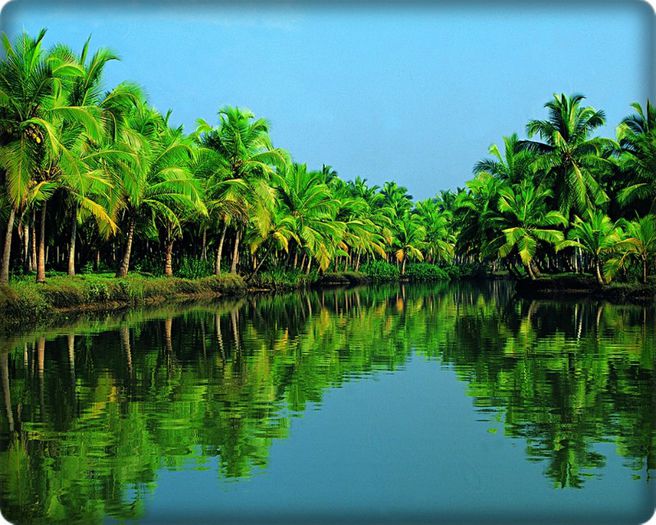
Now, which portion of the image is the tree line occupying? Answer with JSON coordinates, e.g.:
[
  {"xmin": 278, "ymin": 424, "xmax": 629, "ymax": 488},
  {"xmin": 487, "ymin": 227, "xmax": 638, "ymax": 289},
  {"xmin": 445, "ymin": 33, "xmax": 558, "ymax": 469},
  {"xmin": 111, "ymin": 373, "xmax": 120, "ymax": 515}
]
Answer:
[{"xmin": 1, "ymin": 30, "xmax": 655, "ymax": 286}]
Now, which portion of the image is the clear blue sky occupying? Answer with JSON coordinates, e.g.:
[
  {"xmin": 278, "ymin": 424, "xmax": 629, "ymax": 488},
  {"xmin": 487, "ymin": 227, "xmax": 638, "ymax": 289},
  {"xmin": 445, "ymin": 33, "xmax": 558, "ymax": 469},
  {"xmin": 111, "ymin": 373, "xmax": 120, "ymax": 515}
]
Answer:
[{"xmin": 2, "ymin": 1, "xmax": 653, "ymax": 199}]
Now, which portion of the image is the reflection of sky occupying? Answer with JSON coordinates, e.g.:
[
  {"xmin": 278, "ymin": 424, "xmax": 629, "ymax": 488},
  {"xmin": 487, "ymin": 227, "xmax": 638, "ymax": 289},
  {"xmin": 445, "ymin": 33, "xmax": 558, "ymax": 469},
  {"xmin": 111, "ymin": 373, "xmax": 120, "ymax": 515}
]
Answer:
[
  {"xmin": 127, "ymin": 356, "xmax": 653, "ymax": 523},
  {"xmin": 3, "ymin": 2, "xmax": 652, "ymax": 199}
]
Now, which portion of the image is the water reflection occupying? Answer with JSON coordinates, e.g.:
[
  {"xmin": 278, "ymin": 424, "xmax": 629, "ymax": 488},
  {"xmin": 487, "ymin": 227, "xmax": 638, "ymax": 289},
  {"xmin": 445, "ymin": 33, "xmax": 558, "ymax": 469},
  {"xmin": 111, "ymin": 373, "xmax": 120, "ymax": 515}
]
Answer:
[{"xmin": 0, "ymin": 282, "xmax": 654, "ymax": 523}]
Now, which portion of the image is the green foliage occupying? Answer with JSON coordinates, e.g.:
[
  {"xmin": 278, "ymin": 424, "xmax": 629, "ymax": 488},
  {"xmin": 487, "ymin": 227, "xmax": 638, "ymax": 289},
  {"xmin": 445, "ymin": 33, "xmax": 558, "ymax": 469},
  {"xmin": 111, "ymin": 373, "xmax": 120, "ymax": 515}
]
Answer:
[
  {"xmin": 177, "ymin": 257, "xmax": 214, "ymax": 279},
  {"xmin": 404, "ymin": 263, "xmax": 450, "ymax": 281},
  {"xmin": 360, "ymin": 260, "xmax": 400, "ymax": 281}
]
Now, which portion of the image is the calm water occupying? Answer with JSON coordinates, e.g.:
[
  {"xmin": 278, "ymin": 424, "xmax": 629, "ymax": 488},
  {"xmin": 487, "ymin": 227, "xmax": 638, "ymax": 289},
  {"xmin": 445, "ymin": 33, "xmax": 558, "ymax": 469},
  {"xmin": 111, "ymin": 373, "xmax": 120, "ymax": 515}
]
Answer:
[{"xmin": 0, "ymin": 282, "xmax": 654, "ymax": 524}]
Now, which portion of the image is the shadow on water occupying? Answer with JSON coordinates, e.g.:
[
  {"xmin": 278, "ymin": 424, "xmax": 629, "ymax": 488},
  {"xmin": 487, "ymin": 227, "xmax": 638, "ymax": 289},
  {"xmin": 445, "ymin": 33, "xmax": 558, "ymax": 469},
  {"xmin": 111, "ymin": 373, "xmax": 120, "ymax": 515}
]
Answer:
[{"xmin": 0, "ymin": 281, "xmax": 654, "ymax": 523}]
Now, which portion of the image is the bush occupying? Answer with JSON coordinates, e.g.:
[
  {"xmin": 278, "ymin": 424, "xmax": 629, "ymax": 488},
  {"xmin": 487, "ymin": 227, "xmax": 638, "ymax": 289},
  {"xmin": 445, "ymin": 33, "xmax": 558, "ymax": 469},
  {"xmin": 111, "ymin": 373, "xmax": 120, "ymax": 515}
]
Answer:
[
  {"xmin": 404, "ymin": 263, "xmax": 450, "ymax": 281},
  {"xmin": 360, "ymin": 260, "xmax": 400, "ymax": 281},
  {"xmin": 177, "ymin": 257, "xmax": 214, "ymax": 280}
]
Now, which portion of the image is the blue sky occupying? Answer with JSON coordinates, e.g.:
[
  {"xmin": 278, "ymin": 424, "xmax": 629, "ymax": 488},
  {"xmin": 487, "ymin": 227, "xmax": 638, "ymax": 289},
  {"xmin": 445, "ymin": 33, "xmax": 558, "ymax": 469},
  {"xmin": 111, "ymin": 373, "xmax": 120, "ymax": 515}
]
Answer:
[{"xmin": 2, "ymin": 1, "xmax": 653, "ymax": 199}]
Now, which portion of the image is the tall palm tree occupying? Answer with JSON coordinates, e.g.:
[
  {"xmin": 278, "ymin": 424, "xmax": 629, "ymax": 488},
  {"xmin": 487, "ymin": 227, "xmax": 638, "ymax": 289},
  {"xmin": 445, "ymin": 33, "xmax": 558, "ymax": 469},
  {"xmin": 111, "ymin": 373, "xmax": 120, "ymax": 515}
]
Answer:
[
  {"xmin": 46, "ymin": 39, "xmax": 132, "ymax": 276},
  {"xmin": 0, "ymin": 30, "xmax": 60, "ymax": 283},
  {"xmin": 522, "ymin": 93, "xmax": 611, "ymax": 218},
  {"xmin": 196, "ymin": 106, "xmax": 287, "ymax": 274},
  {"xmin": 111, "ymin": 102, "xmax": 202, "ymax": 277},
  {"xmin": 275, "ymin": 163, "xmax": 344, "ymax": 272},
  {"xmin": 617, "ymin": 101, "xmax": 656, "ymax": 213}
]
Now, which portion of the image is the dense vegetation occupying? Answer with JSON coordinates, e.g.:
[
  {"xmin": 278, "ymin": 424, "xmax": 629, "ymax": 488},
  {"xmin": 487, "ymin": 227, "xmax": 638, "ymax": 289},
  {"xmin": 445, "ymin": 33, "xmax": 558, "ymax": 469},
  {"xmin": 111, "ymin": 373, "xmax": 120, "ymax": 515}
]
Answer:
[{"xmin": 1, "ymin": 30, "xmax": 655, "ymax": 291}]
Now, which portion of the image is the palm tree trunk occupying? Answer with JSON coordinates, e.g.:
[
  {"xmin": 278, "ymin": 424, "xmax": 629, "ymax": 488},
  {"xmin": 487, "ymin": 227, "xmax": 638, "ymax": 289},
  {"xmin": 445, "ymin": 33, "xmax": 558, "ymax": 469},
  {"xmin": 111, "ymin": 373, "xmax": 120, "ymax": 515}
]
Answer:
[
  {"xmin": 306, "ymin": 257, "xmax": 312, "ymax": 275},
  {"xmin": 30, "ymin": 210, "xmax": 37, "ymax": 271},
  {"xmin": 0, "ymin": 352, "xmax": 14, "ymax": 433},
  {"xmin": 22, "ymin": 222, "xmax": 30, "ymax": 274},
  {"xmin": 643, "ymin": 256, "xmax": 648, "ymax": 285},
  {"xmin": 595, "ymin": 259, "xmax": 605, "ymax": 286},
  {"xmin": 116, "ymin": 216, "xmax": 136, "ymax": 278},
  {"xmin": 36, "ymin": 203, "xmax": 47, "ymax": 283},
  {"xmin": 215, "ymin": 223, "xmax": 228, "ymax": 275},
  {"xmin": 401, "ymin": 257, "xmax": 407, "ymax": 275},
  {"xmin": 0, "ymin": 207, "xmax": 15, "ymax": 285},
  {"xmin": 164, "ymin": 238, "xmax": 174, "ymax": 277},
  {"xmin": 526, "ymin": 262, "xmax": 536, "ymax": 280},
  {"xmin": 230, "ymin": 229, "xmax": 241, "ymax": 273},
  {"xmin": 67, "ymin": 211, "xmax": 77, "ymax": 276},
  {"xmin": 201, "ymin": 228, "xmax": 207, "ymax": 261}
]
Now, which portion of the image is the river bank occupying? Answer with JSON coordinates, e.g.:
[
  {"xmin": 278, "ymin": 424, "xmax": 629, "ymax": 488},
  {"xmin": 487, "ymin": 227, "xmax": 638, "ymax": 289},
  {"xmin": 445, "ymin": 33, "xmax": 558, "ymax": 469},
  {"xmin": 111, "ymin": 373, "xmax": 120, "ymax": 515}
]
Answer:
[{"xmin": 1, "ymin": 271, "xmax": 653, "ymax": 335}]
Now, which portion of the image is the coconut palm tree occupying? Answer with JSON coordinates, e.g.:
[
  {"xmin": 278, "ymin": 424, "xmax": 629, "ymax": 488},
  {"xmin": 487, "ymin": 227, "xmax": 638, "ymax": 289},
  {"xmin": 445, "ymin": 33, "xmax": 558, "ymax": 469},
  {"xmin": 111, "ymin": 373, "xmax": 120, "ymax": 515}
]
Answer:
[
  {"xmin": 196, "ymin": 106, "xmax": 287, "ymax": 274},
  {"xmin": 616, "ymin": 215, "xmax": 656, "ymax": 284},
  {"xmin": 616, "ymin": 101, "xmax": 656, "ymax": 213},
  {"xmin": 522, "ymin": 93, "xmax": 611, "ymax": 218},
  {"xmin": 395, "ymin": 212, "xmax": 426, "ymax": 275},
  {"xmin": 275, "ymin": 163, "xmax": 344, "ymax": 272},
  {"xmin": 111, "ymin": 102, "xmax": 203, "ymax": 277},
  {"xmin": 0, "ymin": 30, "xmax": 60, "ymax": 283},
  {"xmin": 497, "ymin": 182, "xmax": 568, "ymax": 279},
  {"xmin": 46, "ymin": 39, "xmax": 136, "ymax": 276},
  {"xmin": 453, "ymin": 173, "xmax": 503, "ymax": 263},
  {"xmin": 474, "ymin": 133, "xmax": 536, "ymax": 185},
  {"xmin": 413, "ymin": 198, "xmax": 454, "ymax": 264},
  {"xmin": 0, "ymin": 30, "xmax": 108, "ymax": 283},
  {"xmin": 562, "ymin": 210, "xmax": 623, "ymax": 285}
]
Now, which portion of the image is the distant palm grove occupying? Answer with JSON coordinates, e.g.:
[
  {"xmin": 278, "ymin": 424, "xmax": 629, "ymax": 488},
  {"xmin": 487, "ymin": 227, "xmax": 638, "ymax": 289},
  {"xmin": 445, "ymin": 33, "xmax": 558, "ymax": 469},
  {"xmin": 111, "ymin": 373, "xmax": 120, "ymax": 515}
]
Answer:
[{"xmin": 1, "ymin": 30, "xmax": 655, "ymax": 288}]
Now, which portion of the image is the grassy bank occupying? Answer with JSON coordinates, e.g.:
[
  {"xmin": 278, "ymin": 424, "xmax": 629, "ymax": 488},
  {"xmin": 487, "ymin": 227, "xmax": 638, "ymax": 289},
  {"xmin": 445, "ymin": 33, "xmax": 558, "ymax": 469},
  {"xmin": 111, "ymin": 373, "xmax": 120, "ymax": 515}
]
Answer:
[
  {"xmin": 0, "ymin": 273, "xmax": 246, "ymax": 327},
  {"xmin": 0, "ymin": 262, "xmax": 462, "ymax": 327}
]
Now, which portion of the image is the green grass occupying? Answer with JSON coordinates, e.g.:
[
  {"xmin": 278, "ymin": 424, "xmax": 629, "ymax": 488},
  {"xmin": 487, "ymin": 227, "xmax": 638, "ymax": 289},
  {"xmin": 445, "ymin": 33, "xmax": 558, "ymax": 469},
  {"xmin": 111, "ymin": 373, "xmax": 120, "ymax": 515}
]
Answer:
[{"xmin": 0, "ymin": 272, "xmax": 246, "ymax": 323}]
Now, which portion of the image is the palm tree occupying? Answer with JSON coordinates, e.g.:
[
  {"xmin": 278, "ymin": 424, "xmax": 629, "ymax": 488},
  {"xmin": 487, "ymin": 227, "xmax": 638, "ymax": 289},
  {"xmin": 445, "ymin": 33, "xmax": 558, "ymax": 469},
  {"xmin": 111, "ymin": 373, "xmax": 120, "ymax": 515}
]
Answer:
[
  {"xmin": 617, "ymin": 215, "xmax": 656, "ymax": 284},
  {"xmin": 0, "ymin": 30, "xmax": 59, "ymax": 283},
  {"xmin": 523, "ymin": 93, "xmax": 611, "ymax": 218},
  {"xmin": 562, "ymin": 210, "xmax": 623, "ymax": 285},
  {"xmin": 111, "ymin": 102, "xmax": 203, "ymax": 277},
  {"xmin": 275, "ymin": 163, "xmax": 344, "ymax": 272},
  {"xmin": 395, "ymin": 212, "xmax": 426, "ymax": 275},
  {"xmin": 413, "ymin": 198, "xmax": 454, "ymax": 264},
  {"xmin": 474, "ymin": 133, "xmax": 536, "ymax": 185},
  {"xmin": 196, "ymin": 106, "xmax": 287, "ymax": 274},
  {"xmin": 497, "ymin": 182, "xmax": 568, "ymax": 279},
  {"xmin": 46, "ymin": 39, "xmax": 131, "ymax": 276},
  {"xmin": 617, "ymin": 101, "xmax": 656, "ymax": 213},
  {"xmin": 453, "ymin": 173, "xmax": 503, "ymax": 263}
]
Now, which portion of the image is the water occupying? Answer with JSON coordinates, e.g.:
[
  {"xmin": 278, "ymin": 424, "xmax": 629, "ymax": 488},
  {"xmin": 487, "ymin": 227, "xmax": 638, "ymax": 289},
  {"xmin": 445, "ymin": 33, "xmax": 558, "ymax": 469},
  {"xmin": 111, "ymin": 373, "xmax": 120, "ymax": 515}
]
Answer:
[{"xmin": 0, "ymin": 282, "xmax": 654, "ymax": 524}]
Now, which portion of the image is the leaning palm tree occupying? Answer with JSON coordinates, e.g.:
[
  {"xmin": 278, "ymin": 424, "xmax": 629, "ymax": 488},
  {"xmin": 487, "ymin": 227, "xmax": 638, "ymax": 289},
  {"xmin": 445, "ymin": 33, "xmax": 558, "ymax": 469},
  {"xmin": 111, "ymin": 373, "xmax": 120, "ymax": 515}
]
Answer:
[
  {"xmin": 497, "ymin": 182, "xmax": 568, "ymax": 279},
  {"xmin": 522, "ymin": 93, "xmax": 611, "ymax": 218},
  {"xmin": 561, "ymin": 210, "xmax": 623, "ymax": 285},
  {"xmin": 110, "ymin": 102, "xmax": 203, "ymax": 277}
]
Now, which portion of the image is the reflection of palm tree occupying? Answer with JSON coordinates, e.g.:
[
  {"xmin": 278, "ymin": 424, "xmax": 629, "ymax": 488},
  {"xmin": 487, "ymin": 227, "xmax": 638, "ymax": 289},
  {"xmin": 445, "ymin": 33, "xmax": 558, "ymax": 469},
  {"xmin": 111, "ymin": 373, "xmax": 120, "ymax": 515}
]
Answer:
[
  {"xmin": 120, "ymin": 326, "xmax": 132, "ymax": 375},
  {"xmin": 1, "ymin": 352, "xmax": 14, "ymax": 432}
]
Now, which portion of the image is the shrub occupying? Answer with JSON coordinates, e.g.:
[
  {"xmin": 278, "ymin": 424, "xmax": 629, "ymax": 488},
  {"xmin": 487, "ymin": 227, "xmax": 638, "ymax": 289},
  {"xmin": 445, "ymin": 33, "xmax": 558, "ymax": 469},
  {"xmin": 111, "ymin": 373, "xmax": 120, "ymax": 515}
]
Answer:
[
  {"xmin": 404, "ymin": 263, "xmax": 450, "ymax": 281},
  {"xmin": 177, "ymin": 257, "xmax": 214, "ymax": 280},
  {"xmin": 360, "ymin": 260, "xmax": 400, "ymax": 282}
]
